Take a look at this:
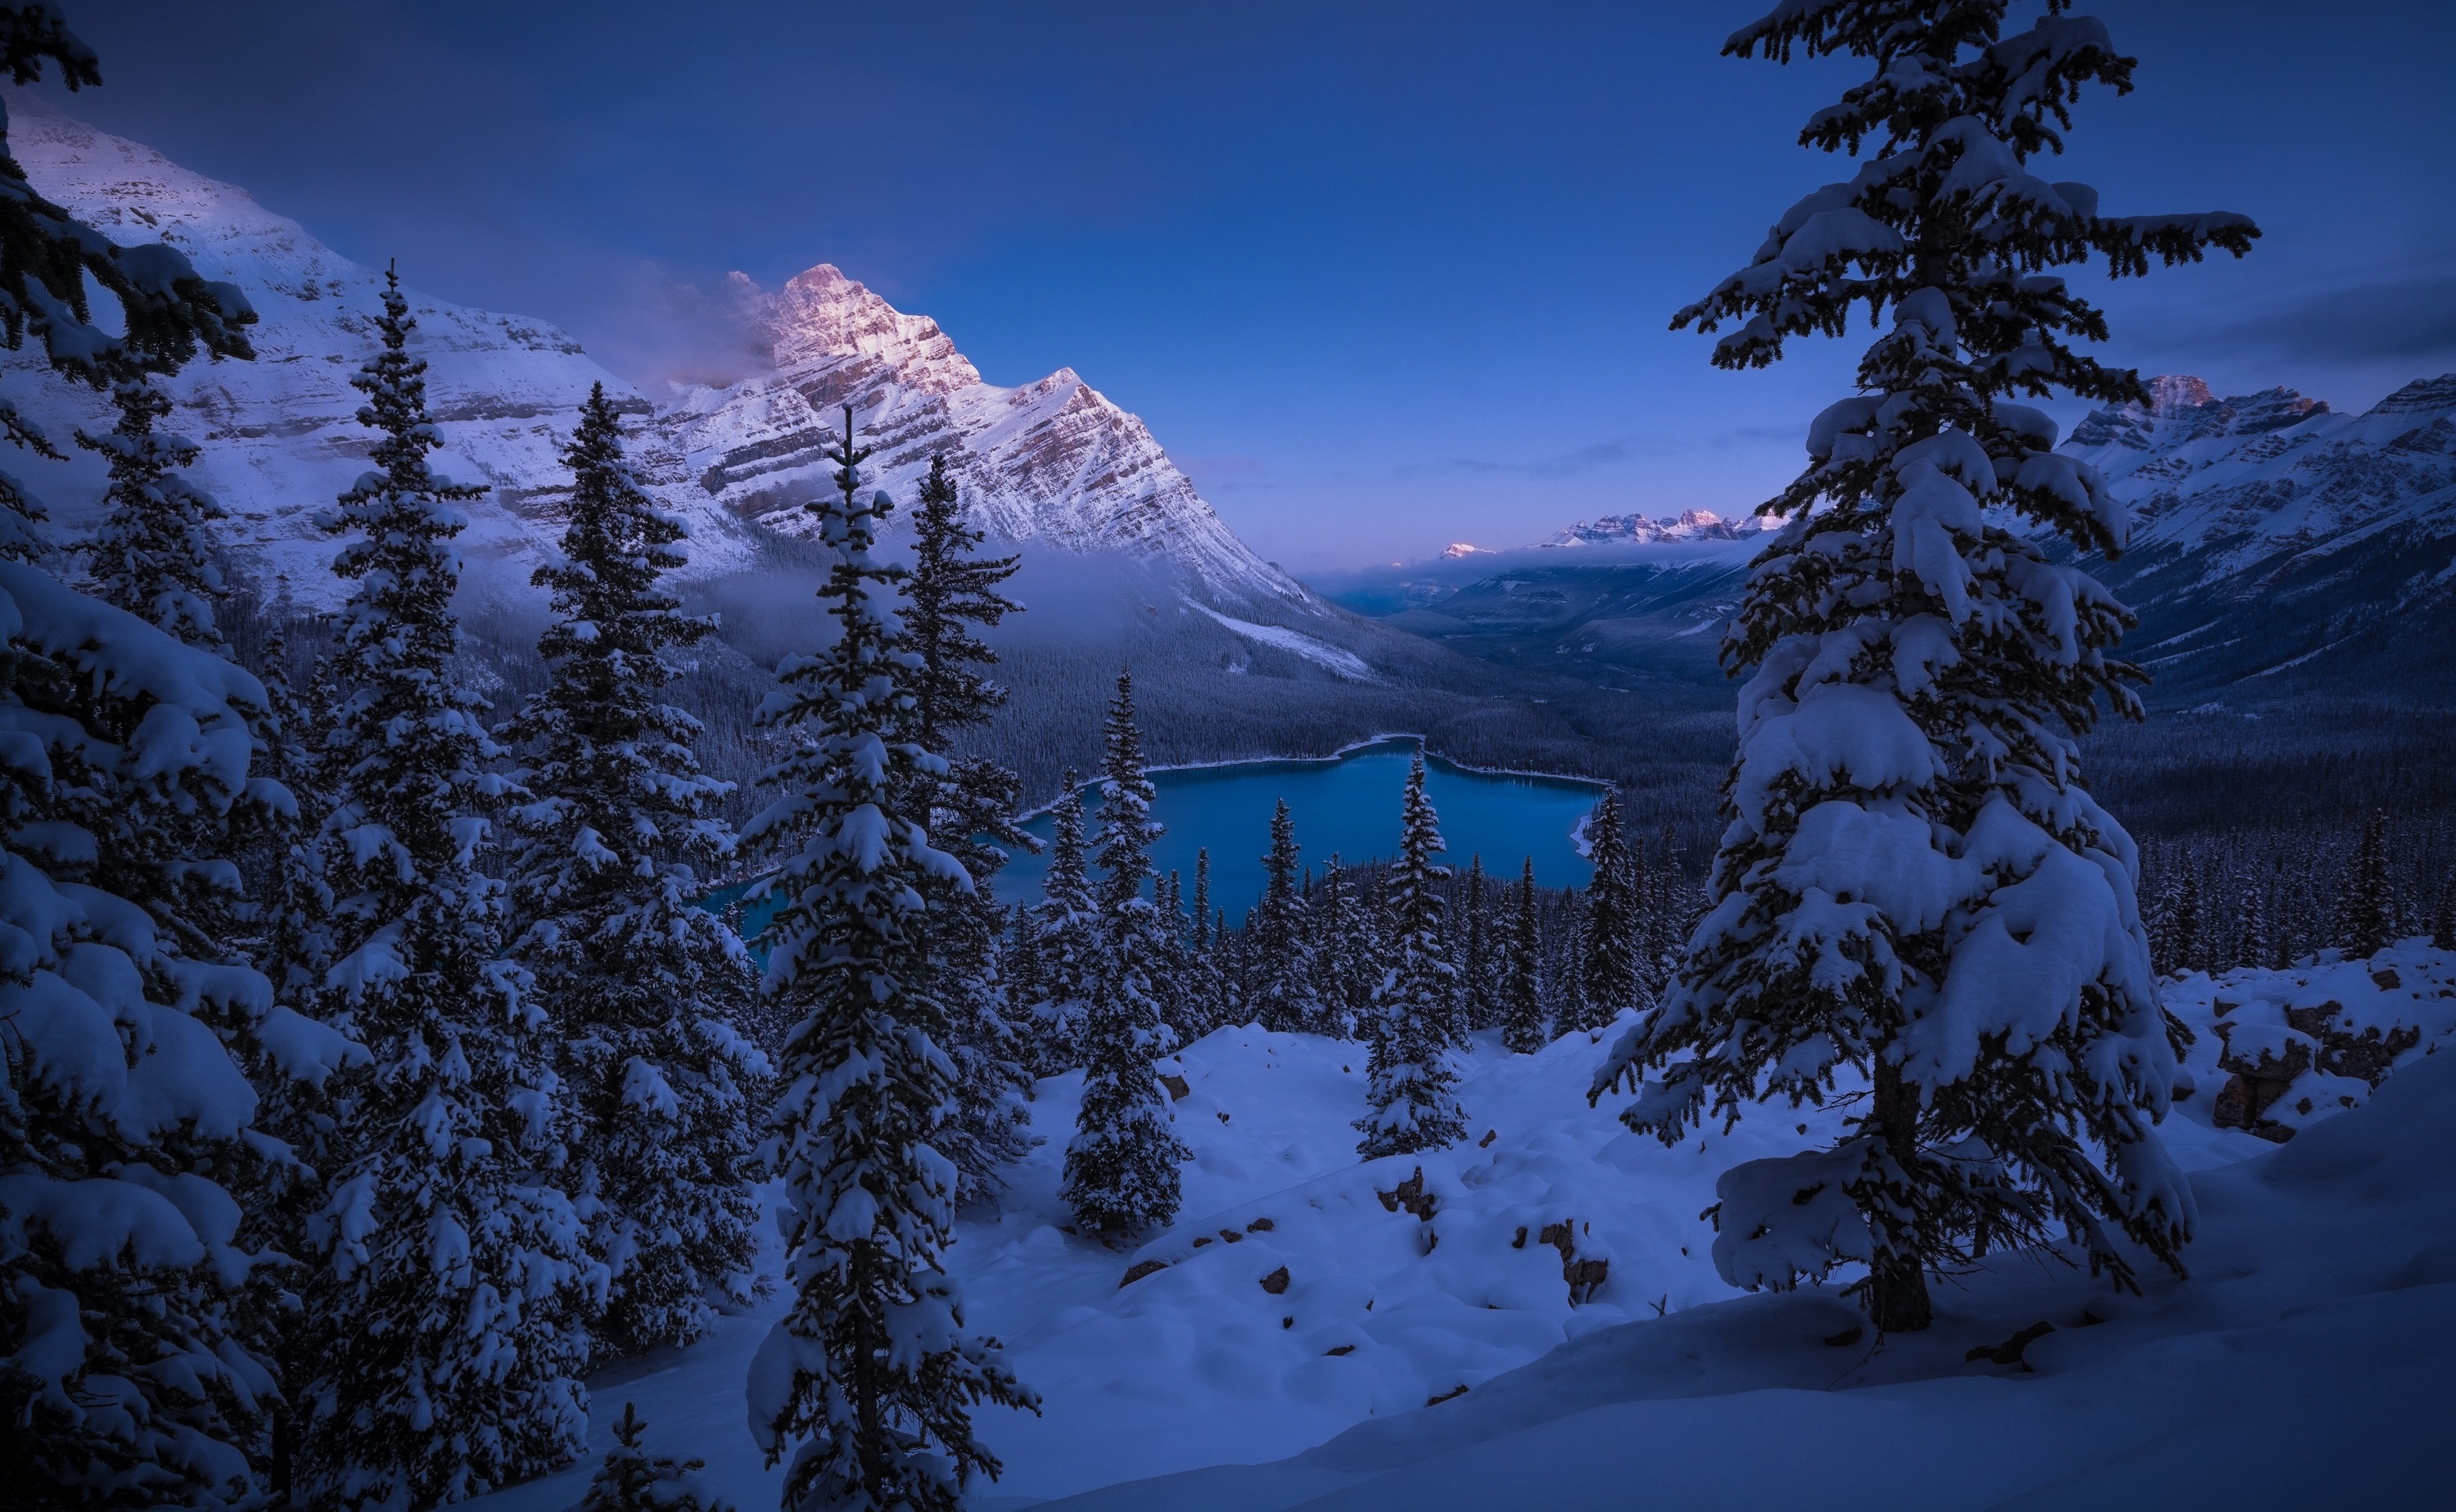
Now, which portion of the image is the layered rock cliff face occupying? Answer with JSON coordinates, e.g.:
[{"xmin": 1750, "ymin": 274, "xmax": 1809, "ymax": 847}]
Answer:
[
  {"xmin": 2, "ymin": 100, "xmax": 1310, "ymax": 614},
  {"xmin": 665, "ymin": 263, "xmax": 1305, "ymax": 607},
  {"xmin": 2061, "ymin": 372, "xmax": 2456, "ymax": 698}
]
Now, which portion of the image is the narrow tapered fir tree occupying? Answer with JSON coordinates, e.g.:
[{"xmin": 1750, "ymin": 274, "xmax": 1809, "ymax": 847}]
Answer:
[
  {"xmin": 1595, "ymin": 1, "xmax": 2254, "ymax": 1332},
  {"xmin": 1569, "ymin": 792, "xmax": 1642, "ymax": 1034},
  {"xmin": 1357, "ymin": 756, "xmax": 1466, "ymax": 1156},
  {"xmin": 1024, "ymin": 776, "xmax": 1098, "ymax": 1072},
  {"xmin": 1501, "ymin": 858, "xmax": 1548, "ymax": 1054},
  {"xmin": 78, "ymin": 375, "xmax": 225, "ymax": 648},
  {"xmin": 1312, "ymin": 852, "xmax": 1377, "ymax": 1040},
  {"xmin": 299, "ymin": 266, "xmax": 598, "ymax": 1504},
  {"xmin": 2340, "ymin": 810, "xmax": 2397, "ymax": 957},
  {"xmin": 1062, "ymin": 671, "xmax": 1190, "ymax": 1237},
  {"xmin": 1458, "ymin": 854, "xmax": 1497, "ymax": 1032},
  {"xmin": 500, "ymin": 383, "xmax": 765, "ymax": 1361},
  {"xmin": 1183, "ymin": 848, "xmax": 1227, "ymax": 1035},
  {"xmin": 744, "ymin": 406, "xmax": 1033, "ymax": 1511},
  {"xmin": 580, "ymin": 1405, "xmax": 734, "ymax": 1512},
  {"xmin": 902, "ymin": 454, "xmax": 1038, "ymax": 1199},
  {"xmin": 1246, "ymin": 798, "xmax": 1320, "ymax": 1032}
]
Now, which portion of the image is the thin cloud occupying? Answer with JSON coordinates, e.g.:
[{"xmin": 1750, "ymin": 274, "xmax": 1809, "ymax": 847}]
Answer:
[
  {"xmin": 1393, "ymin": 437, "xmax": 1642, "ymax": 481},
  {"xmin": 2220, "ymin": 273, "xmax": 2456, "ymax": 363}
]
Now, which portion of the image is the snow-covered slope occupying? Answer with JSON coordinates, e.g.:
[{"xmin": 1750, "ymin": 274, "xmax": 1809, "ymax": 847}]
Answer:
[
  {"xmin": 460, "ymin": 942, "xmax": 2456, "ymax": 1512},
  {"xmin": 0, "ymin": 97, "xmax": 714, "ymax": 610},
  {"xmin": 2, "ymin": 98, "xmax": 1309, "ymax": 615},
  {"xmin": 1351, "ymin": 372, "xmax": 2456, "ymax": 706},
  {"xmin": 2061, "ymin": 372, "xmax": 2456, "ymax": 699},
  {"xmin": 2071, "ymin": 372, "xmax": 2456, "ymax": 563}
]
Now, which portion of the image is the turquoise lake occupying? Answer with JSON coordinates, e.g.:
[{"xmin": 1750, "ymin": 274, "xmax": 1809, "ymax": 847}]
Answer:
[
  {"xmin": 1000, "ymin": 738, "xmax": 1603, "ymax": 915},
  {"xmin": 709, "ymin": 738, "xmax": 1604, "ymax": 937}
]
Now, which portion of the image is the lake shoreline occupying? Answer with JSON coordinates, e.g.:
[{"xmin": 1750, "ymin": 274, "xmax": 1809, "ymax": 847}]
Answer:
[{"xmin": 1016, "ymin": 733, "xmax": 1609, "ymax": 823}]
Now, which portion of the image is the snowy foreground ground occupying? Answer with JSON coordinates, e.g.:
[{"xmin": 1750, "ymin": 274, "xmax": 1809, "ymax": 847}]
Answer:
[{"xmin": 471, "ymin": 944, "xmax": 2456, "ymax": 1510}]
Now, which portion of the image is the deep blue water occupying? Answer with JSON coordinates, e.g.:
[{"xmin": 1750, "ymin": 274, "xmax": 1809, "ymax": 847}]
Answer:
[
  {"xmin": 997, "ymin": 738, "xmax": 1602, "ymax": 917},
  {"xmin": 707, "ymin": 738, "xmax": 1603, "ymax": 939}
]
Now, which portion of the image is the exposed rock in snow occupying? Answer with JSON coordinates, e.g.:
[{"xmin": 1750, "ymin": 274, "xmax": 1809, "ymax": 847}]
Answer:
[
  {"xmin": 2055, "ymin": 370, "xmax": 2456, "ymax": 696},
  {"xmin": 457, "ymin": 944, "xmax": 2456, "ymax": 1511},
  {"xmin": 2064, "ymin": 371, "xmax": 2454, "ymax": 562},
  {"xmin": 2, "ymin": 99, "xmax": 1310, "ymax": 616}
]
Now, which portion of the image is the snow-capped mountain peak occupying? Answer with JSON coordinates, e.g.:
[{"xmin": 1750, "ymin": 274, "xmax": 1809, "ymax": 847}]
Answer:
[
  {"xmin": 1537, "ymin": 508, "xmax": 1755, "ymax": 548},
  {"xmin": 755, "ymin": 262, "xmax": 982, "ymax": 394},
  {"xmin": 1, "ymin": 97, "xmax": 1311, "ymax": 616}
]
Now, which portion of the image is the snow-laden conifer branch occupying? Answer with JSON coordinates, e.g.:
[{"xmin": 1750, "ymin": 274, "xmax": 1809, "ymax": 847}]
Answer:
[
  {"xmin": 746, "ymin": 405, "xmax": 1034, "ymax": 1512},
  {"xmin": 1602, "ymin": 0, "xmax": 2252, "ymax": 1334}
]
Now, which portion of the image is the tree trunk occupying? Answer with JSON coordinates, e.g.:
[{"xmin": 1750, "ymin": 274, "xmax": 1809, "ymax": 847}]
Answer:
[{"xmin": 1867, "ymin": 1056, "xmax": 1934, "ymax": 1333}]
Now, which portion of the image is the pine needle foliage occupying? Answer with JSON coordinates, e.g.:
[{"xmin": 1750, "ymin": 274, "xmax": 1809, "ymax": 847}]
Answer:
[
  {"xmin": 901, "ymin": 453, "xmax": 1036, "ymax": 1204},
  {"xmin": 78, "ymin": 376, "xmax": 225, "ymax": 648},
  {"xmin": 501, "ymin": 383, "xmax": 765, "ymax": 1361},
  {"xmin": 1569, "ymin": 792, "xmax": 1642, "ymax": 1034},
  {"xmin": 1594, "ymin": 0, "xmax": 2255, "ymax": 1333},
  {"xmin": 0, "ymin": 15, "xmax": 282, "ymax": 1505},
  {"xmin": 1356, "ymin": 756, "xmax": 1465, "ymax": 1157},
  {"xmin": 1501, "ymin": 858, "xmax": 1549, "ymax": 1054},
  {"xmin": 744, "ymin": 406, "xmax": 1033, "ymax": 1512},
  {"xmin": 1061, "ymin": 671, "xmax": 1190, "ymax": 1237},
  {"xmin": 1023, "ymin": 775, "xmax": 1099, "ymax": 1072},
  {"xmin": 298, "ymin": 266, "xmax": 598, "ymax": 1507},
  {"xmin": 1246, "ymin": 798, "xmax": 1319, "ymax": 1033},
  {"xmin": 580, "ymin": 1404, "xmax": 734, "ymax": 1512}
]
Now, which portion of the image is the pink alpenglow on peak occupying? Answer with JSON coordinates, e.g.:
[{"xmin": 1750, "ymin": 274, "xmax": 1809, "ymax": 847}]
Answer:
[
  {"xmin": 747, "ymin": 263, "xmax": 982, "ymax": 395},
  {"xmin": 2, "ymin": 100, "xmax": 1313, "ymax": 616},
  {"xmin": 1441, "ymin": 542, "xmax": 1495, "ymax": 558},
  {"xmin": 1537, "ymin": 508, "xmax": 1758, "ymax": 548}
]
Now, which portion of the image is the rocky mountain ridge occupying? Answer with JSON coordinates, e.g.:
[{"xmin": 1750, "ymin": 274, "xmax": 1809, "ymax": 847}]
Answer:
[
  {"xmin": 1535, "ymin": 508, "xmax": 1758, "ymax": 548},
  {"xmin": 1, "ymin": 97, "xmax": 1309, "ymax": 615},
  {"xmin": 1349, "ymin": 371, "xmax": 2456, "ymax": 706}
]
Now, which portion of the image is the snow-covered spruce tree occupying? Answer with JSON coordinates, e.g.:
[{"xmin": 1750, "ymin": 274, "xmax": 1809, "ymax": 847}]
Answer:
[
  {"xmin": 2230, "ymin": 882, "xmax": 2266, "ymax": 975},
  {"xmin": 1245, "ymin": 798, "xmax": 1319, "ymax": 1032},
  {"xmin": 744, "ymin": 406, "xmax": 1032, "ymax": 1511},
  {"xmin": 1457, "ymin": 854, "xmax": 1497, "ymax": 1031},
  {"xmin": 1153, "ymin": 869, "xmax": 1197, "ymax": 1041},
  {"xmin": 1594, "ymin": 1, "xmax": 2255, "ymax": 1332},
  {"xmin": 1638, "ymin": 823, "xmax": 1683, "ymax": 998},
  {"xmin": 1568, "ymin": 792, "xmax": 1643, "ymax": 1034},
  {"xmin": 580, "ymin": 1404, "xmax": 735, "ymax": 1512},
  {"xmin": 1356, "ymin": 756, "xmax": 1466, "ymax": 1157},
  {"xmin": 1061, "ymin": 670, "xmax": 1190, "ymax": 1238},
  {"xmin": 1181, "ymin": 849, "xmax": 1226, "ymax": 1036},
  {"xmin": 78, "ymin": 376, "xmax": 225, "ymax": 648},
  {"xmin": 901, "ymin": 453, "xmax": 1036, "ymax": 1203},
  {"xmin": 0, "ymin": 18, "xmax": 317, "ymax": 1504},
  {"xmin": 2338, "ymin": 809, "xmax": 2395, "ymax": 957},
  {"xmin": 1023, "ymin": 774, "xmax": 1098, "ymax": 1072},
  {"xmin": 1311, "ymin": 852, "xmax": 1375, "ymax": 1040},
  {"xmin": 296, "ymin": 267, "xmax": 598, "ymax": 1505},
  {"xmin": 499, "ymin": 382, "xmax": 765, "ymax": 1361},
  {"xmin": 1500, "ymin": 858, "xmax": 1547, "ymax": 1054}
]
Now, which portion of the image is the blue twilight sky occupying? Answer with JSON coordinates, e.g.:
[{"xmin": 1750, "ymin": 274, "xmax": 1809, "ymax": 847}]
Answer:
[{"xmin": 29, "ymin": 1, "xmax": 2455, "ymax": 569}]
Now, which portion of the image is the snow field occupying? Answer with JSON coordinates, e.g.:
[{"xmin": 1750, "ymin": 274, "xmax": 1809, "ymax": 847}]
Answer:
[
  {"xmin": 1046, "ymin": 947, "xmax": 2456, "ymax": 1510},
  {"xmin": 464, "ymin": 946, "xmax": 2452, "ymax": 1510}
]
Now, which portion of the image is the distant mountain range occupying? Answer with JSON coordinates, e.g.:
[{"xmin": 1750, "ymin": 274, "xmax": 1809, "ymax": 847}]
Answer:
[{"xmin": 1326, "ymin": 373, "xmax": 2456, "ymax": 709}]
